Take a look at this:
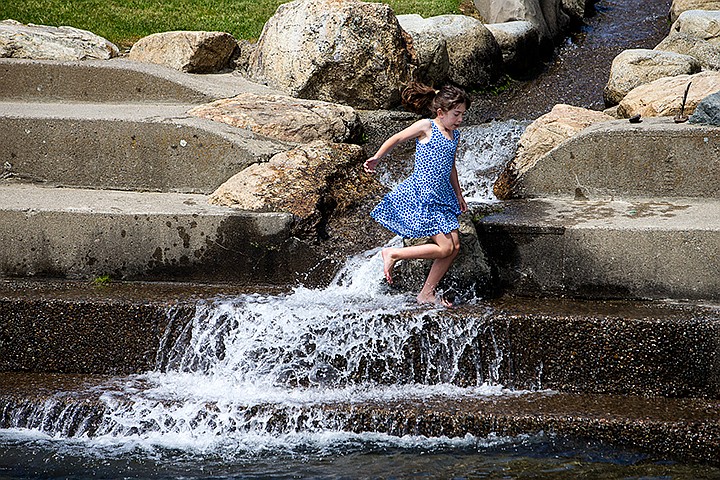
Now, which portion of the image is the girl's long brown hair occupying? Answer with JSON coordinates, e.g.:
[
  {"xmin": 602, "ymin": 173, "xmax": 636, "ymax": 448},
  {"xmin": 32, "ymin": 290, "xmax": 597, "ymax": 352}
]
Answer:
[{"xmin": 401, "ymin": 82, "xmax": 471, "ymax": 116}]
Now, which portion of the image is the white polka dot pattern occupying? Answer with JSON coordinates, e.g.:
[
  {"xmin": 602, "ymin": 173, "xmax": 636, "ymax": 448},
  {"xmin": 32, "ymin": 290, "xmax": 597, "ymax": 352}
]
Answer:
[{"xmin": 371, "ymin": 120, "xmax": 461, "ymax": 238}]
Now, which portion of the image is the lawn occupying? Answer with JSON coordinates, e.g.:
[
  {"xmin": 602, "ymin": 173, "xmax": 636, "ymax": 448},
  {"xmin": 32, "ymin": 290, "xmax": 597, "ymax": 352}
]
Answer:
[{"xmin": 1, "ymin": 0, "xmax": 464, "ymax": 49}]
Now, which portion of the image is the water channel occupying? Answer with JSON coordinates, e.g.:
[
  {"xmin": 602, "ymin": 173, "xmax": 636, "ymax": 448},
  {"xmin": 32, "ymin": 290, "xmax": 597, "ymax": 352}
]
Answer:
[{"xmin": 3, "ymin": 0, "xmax": 720, "ymax": 478}]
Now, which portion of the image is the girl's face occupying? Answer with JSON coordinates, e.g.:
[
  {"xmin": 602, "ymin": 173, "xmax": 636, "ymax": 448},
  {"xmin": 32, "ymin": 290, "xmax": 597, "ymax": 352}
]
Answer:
[{"xmin": 436, "ymin": 104, "xmax": 467, "ymax": 131}]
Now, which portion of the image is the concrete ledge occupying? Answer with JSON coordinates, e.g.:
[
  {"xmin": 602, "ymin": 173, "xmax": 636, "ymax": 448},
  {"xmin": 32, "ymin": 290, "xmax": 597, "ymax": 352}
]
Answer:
[
  {"xmin": 2, "ymin": 282, "xmax": 718, "ymax": 399},
  {"xmin": 475, "ymin": 197, "xmax": 720, "ymax": 301},
  {"xmin": 0, "ymin": 184, "xmax": 321, "ymax": 282},
  {"xmin": 517, "ymin": 118, "xmax": 720, "ymax": 199},
  {"xmin": 1, "ymin": 372, "xmax": 719, "ymax": 464},
  {"xmin": 0, "ymin": 58, "xmax": 279, "ymax": 103},
  {"xmin": 0, "ymin": 101, "xmax": 291, "ymax": 193}
]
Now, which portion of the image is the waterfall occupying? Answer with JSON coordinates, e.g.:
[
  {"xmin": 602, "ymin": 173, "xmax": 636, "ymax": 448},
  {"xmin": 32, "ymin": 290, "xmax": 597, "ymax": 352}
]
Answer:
[{"xmin": 1, "ymin": 121, "xmax": 533, "ymax": 456}]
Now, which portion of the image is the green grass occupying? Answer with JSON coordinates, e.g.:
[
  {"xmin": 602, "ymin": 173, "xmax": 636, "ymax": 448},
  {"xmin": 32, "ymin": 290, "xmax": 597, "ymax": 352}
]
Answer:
[{"xmin": 1, "ymin": 0, "xmax": 462, "ymax": 50}]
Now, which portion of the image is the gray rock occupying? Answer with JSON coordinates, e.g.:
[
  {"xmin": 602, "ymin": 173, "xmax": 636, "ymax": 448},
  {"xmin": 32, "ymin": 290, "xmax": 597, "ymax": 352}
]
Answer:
[
  {"xmin": 128, "ymin": 31, "xmax": 238, "ymax": 73},
  {"xmin": 0, "ymin": 19, "xmax": 119, "ymax": 61},
  {"xmin": 671, "ymin": 9, "xmax": 720, "ymax": 45},
  {"xmin": 247, "ymin": 0, "xmax": 413, "ymax": 110},
  {"xmin": 689, "ymin": 90, "xmax": 720, "ymax": 124},
  {"xmin": 604, "ymin": 48, "xmax": 701, "ymax": 106},
  {"xmin": 396, "ymin": 215, "xmax": 493, "ymax": 301},
  {"xmin": 670, "ymin": 0, "xmax": 720, "ymax": 23},
  {"xmin": 486, "ymin": 21, "xmax": 542, "ymax": 77},
  {"xmin": 396, "ymin": 14, "xmax": 450, "ymax": 86},
  {"xmin": 423, "ymin": 15, "xmax": 503, "ymax": 88},
  {"xmin": 655, "ymin": 31, "xmax": 720, "ymax": 71}
]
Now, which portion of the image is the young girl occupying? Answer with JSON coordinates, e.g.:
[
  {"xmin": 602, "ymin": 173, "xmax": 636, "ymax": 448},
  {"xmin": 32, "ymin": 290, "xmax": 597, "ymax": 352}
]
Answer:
[{"xmin": 364, "ymin": 82, "xmax": 471, "ymax": 306}]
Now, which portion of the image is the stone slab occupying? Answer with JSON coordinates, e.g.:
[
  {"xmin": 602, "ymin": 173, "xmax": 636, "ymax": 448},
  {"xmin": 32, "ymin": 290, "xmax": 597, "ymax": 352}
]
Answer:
[
  {"xmin": 0, "ymin": 101, "xmax": 291, "ymax": 193},
  {"xmin": 0, "ymin": 183, "xmax": 320, "ymax": 283},
  {"xmin": 515, "ymin": 117, "xmax": 720, "ymax": 199},
  {"xmin": 0, "ymin": 57, "xmax": 279, "ymax": 103},
  {"xmin": 475, "ymin": 196, "xmax": 720, "ymax": 301}
]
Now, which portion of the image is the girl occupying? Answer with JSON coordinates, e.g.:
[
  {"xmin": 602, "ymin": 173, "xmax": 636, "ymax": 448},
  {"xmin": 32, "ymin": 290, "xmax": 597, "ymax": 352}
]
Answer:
[{"xmin": 364, "ymin": 82, "xmax": 471, "ymax": 306}]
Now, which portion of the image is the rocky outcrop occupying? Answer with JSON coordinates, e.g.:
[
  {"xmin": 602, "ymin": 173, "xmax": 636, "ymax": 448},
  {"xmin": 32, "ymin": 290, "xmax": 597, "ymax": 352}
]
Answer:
[
  {"xmin": 616, "ymin": 70, "xmax": 720, "ymax": 118},
  {"xmin": 246, "ymin": 0, "xmax": 413, "ymax": 110},
  {"xmin": 655, "ymin": 31, "xmax": 720, "ymax": 71},
  {"xmin": 493, "ymin": 104, "xmax": 614, "ymax": 199},
  {"xmin": 208, "ymin": 141, "xmax": 377, "ymax": 236},
  {"xmin": 0, "ymin": 19, "xmax": 118, "ymax": 61},
  {"xmin": 603, "ymin": 49, "xmax": 701, "ymax": 106},
  {"xmin": 670, "ymin": 9, "xmax": 720, "ymax": 43},
  {"xmin": 396, "ymin": 14, "xmax": 450, "ymax": 86},
  {"xmin": 689, "ymin": 90, "xmax": 720, "ymax": 124},
  {"xmin": 670, "ymin": 0, "xmax": 720, "ymax": 23},
  {"xmin": 128, "ymin": 31, "xmax": 237, "ymax": 73},
  {"xmin": 187, "ymin": 93, "xmax": 362, "ymax": 144},
  {"xmin": 485, "ymin": 21, "xmax": 542, "ymax": 77}
]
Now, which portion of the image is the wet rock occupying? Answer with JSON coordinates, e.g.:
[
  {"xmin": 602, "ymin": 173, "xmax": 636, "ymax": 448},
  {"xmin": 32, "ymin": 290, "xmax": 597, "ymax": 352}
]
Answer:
[
  {"xmin": 128, "ymin": 31, "xmax": 238, "ymax": 73},
  {"xmin": 423, "ymin": 15, "xmax": 503, "ymax": 89},
  {"xmin": 395, "ymin": 215, "xmax": 493, "ymax": 301},
  {"xmin": 689, "ymin": 90, "xmax": 720, "ymax": 124},
  {"xmin": 187, "ymin": 93, "xmax": 362, "ymax": 144},
  {"xmin": 485, "ymin": 21, "xmax": 542, "ymax": 78},
  {"xmin": 396, "ymin": 14, "xmax": 450, "ymax": 86},
  {"xmin": 603, "ymin": 49, "xmax": 701, "ymax": 106},
  {"xmin": 0, "ymin": 19, "xmax": 119, "ymax": 61},
  {"xmin": 617, "ymin": 70, "xmax": 720, "ymax": 118},
  {"xmin": 655, "ymin": 31, "xmax": 720, "ymax": 71},
  {"xmin": 670, "ymin": 0, "xmax": 720, "ymax": 23},
  {"xmin": 208, "ymin": 141, "xmax": 380, "ymax": 237},
  {"xmin": 493, "ymin": 104, "xmax": 614, "ymax": 199},
  {"xmin": 246, "ymin": 0, "xmax": 413, "ymax": 109},
  {"xmin": 671, "ymin": 8, "xmax": 720, "ymax": 44}
]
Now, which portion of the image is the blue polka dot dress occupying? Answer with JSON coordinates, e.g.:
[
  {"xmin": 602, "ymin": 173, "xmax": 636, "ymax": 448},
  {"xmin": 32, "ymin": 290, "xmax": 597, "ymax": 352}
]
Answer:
[{"xmin": 371, "ymin": 120, "xmax": 461, "ymax": 239}]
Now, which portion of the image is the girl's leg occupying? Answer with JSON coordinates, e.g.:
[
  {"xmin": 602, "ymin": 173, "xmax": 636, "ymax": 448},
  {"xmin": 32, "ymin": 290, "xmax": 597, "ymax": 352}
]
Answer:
[
  {"xmin": 416, "ymin": 231, "xmax": 460, "ymax": 305},
  {"xmin": 381, "ymin": 232, "xmax": 458, "ymax": 283}
]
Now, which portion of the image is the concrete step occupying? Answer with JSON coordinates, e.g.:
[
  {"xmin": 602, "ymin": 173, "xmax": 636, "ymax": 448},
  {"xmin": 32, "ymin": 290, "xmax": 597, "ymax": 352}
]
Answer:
[
  {"xmin": 1, "ymin": 371, "xmax": 719, "ymax": 464},
  {"xmin": 0, "ymin": 183, "xmax": 323, "ymax": 283},
  {"xmin": 1, "ymin": 281, "xmax": 718, "ymax": 399},
  {"xmin": 514, "ymin": 117, "xmax": 720, "ymax": 199},
  {"xmin": 0, "ymin": 100, "xmax": 291, "ymax": 193},
  {"xmin": 0, "ymin": 58, "xmax": 279, "ymax": 104},
  {"xmin": 475, "ymin": 196, "xmax": 720, "ymax": 301}
]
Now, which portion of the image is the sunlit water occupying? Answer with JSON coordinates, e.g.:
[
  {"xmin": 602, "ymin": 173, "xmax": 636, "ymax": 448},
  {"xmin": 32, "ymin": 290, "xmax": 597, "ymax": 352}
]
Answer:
[{"xmin": 1, "ymin": 121, "xmax": 715, "ymax": 478}]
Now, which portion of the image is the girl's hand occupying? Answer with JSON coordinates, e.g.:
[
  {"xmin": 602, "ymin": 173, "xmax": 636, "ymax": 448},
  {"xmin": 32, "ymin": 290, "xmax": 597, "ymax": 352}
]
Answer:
[
  {"xmin": 364, "ymin": 157, "xmax": 380, "ymax": 173},
  {"xmin": 458, "ymin": 195, "xmax": 468, "ymax": 213}
]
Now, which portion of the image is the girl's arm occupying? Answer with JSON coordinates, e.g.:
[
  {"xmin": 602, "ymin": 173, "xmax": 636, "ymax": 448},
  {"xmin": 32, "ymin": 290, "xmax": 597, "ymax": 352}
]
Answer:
[
  {"xmin": 450, "ymin": 161, "xmax": 468, "ymax": 213},
  {"xmin": 364, "ymin": 119, "xmax": 432, "ymax": 173}
]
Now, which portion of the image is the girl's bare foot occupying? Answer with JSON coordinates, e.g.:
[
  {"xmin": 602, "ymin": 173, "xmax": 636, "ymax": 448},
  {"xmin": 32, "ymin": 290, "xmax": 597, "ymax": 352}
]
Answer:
[
  {"xmin": 381, "ymin": 248, "xmax": 397, "ymax": 284},
  {"xmin": 416, "ymin": 292, "xmax": 452, "ymax": 308}
]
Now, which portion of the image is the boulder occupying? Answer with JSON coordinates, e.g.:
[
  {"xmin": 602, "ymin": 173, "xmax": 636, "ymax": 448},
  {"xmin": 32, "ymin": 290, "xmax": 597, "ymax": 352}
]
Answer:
[
  {"xmin": 689, "ymin": 90, "xmax": 720, "ymax": 124},
  {"xmin": 246, "ymin": 0, "xmax": 413, "ymax": 110},
  {"xmin": 485, "ymin": 21, "xmax": 542, "ymax": 77},
  {"xmin": 209, "ymin": 141, "xmax": 375, "ymax": 236},
  {"xmin": 493, "ymin": 104, "xmax": 614, "ymax": 199},
  {"xmin": 562, "ymin": 0, "xmax": 589, "ymax": 24},
  {"xmin": 655, "ymin": 31, "xmax": 720, "ymax": 71},
  {"xmin": 128, "ymin": 31, "xmax": 237, "ymax": 73},
  {"xmin": 670, "ymin": 0, "xmax": 720, "ymax": 23},
  {"xmin": 0, "ymin": 19, "xmax": 118, "ymax": 61},
  {"xmin": 671, "ymin": 9, "xmax": 720, "ymax": 44},
  {"xmin": 187, "ymin": 93, "xmax": 362, "ymax": 144},
  {"xmin": 422, "ymin": 15, "xmax": 503, "ymax": 88},
  {"xmin": 396, "ymin": 14, "xmax": 450, "ymax": 86},
  {"xmin": 616, "ymin": 70, "xmax": 720, "ymax": 118},
  {"xmin": 395, "ymin": 214, "xmax": 493, "ymax": 301},
  {"xmin": 603, "ymin": 49, "xmax": 701, "ymax": 106},
  {"xmin": 473, "ymin": 0, "xmax": 570, "ymax": 49}
]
